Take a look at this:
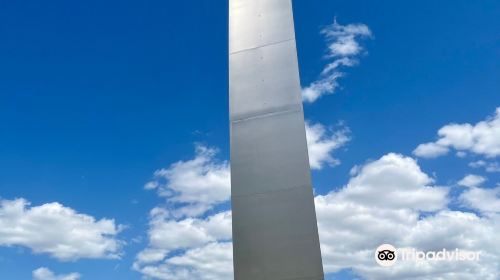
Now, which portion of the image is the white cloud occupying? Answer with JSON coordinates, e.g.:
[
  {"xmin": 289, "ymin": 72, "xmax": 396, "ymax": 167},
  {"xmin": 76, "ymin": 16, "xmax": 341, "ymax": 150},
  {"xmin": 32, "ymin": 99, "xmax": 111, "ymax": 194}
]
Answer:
[
  {"xmin": 457, "ymin": 174, "xmax": 487, "ymax": 188},
  {"xmin": 306, "ymin": 122, "xmax": 350, "ymax": 170},
  {"xmin": 137, "ymin": 153, "xmax": 500, "ymax": 279},
  {"xmin": 32, "ymin": 268, "xmax": 80, "ymax": 280},
  {"xmin": 165, "ymin": 242, "xmax": 233, "ymax": 279},
  {"xmin": 321, "ymin": 22, "xmax": 372, "ymax": 57},
  {"xmin": 135, "ymin": 242, "xmax": 233, "ymax": 280},
  {"xmin": 460, "ymin": 186, "xmax": 500, "ymax": 214},
  {"xmin": 469, "ymin": 160, "xmax": 487, "ymax": 168},
  {"xmin": 0, "ymin": 199, "xmax": 123, "ymax": 261},
  {"xmin": 333, "ymin": 153, "xmax": 449, "ymax": 211},
  {"xmin": 145, "ymin": 145, "xmax": 230, "ymax": 218},
  {"xmin": 456, "ymin": 151, "xmax": 468, "ymax": 158},
  {"xmin": 135, "ymin": 248, "xmax": 169, "ymax": 265},
  {"xmin": 469, "ymin": 160, "xmax": 500, "ymax": 173},
  {"xmin": 315, "ymin": 154, "xmax": 500, "ymax": 279},
  {"xmin": 302, "ymin": 20, "xmax": 372, "ymax": 103},
  {"xmin": 136, "ymin": 139, "xmax": 500, "ymax": 280},
  {"xmin": 485, "ymin": 163, "xmax": 500, "ymax": 172},
  {"xmin": 133, "ymin": 210, "xmax": 232, "ymax": 280},
  {"xmin": 414, "ymin": 107, "xmax": 500, "ymax": 158},
  {"xmin": 134, "ymin": 154, "xmax": 500, "ymax": 280},
  {"xmin": 146, "ymin": 210, "xmax": 232, "ymax": 256},
  {"xmin": 413, "ymin": 142, "xmax": 449, "ymax": 158}
]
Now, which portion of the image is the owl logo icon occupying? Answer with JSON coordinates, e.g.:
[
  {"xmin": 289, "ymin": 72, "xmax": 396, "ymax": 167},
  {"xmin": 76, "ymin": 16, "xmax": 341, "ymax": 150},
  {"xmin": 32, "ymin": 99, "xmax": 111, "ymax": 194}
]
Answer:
[
  {"xmin": 378, "ymin": 249, "xmax": 395, "ymax": 261},
  {"xmin": 375, "ymin": 244, "xmax": 397, "ymax": 267}
]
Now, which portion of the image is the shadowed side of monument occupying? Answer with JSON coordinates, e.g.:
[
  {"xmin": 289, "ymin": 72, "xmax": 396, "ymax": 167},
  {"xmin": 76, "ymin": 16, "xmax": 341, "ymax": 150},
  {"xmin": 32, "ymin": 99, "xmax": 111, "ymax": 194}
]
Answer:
[{"xmin": 229, "ymin": 0, "xmax": 325, "ymax": 279}]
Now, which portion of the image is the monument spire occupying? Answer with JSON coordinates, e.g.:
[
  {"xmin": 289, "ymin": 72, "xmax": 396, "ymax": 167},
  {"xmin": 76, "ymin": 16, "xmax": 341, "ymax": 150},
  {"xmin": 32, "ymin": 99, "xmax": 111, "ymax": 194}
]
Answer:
[{"xmin": 229, "ymin": 0, "xmax": 325, "ymax": 279}]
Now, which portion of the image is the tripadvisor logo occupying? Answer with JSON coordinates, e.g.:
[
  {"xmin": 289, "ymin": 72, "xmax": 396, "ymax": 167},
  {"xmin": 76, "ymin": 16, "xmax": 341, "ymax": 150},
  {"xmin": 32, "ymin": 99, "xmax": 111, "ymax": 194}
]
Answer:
[
  {"xmin": 375, "ymin": 244, "xmax": 397, "ymax": 267},
  {"xmin": 375, "ymin": 244, "xmax": 480, "ymax": 267}
]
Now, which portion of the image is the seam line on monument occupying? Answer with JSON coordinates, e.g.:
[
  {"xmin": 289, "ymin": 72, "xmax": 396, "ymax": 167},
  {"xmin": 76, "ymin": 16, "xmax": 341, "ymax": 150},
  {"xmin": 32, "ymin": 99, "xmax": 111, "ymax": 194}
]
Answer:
[
  {"xmin": 232, "ymin": 184, "xmax": 311, "ymax": 198},
  {"xmin": 229, "ymin": 37, "xmax": 295, "ymax": 55},
  {"xmin": 231, "ymin": 106, "xmax": 302, "ymax": 123}
]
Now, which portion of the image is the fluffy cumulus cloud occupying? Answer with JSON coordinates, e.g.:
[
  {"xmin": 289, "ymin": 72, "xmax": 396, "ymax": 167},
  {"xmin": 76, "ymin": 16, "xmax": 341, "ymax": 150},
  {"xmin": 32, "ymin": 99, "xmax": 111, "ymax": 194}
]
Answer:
[
  {"xmin": 135, "ymin": 242, "xmax": 233, "ymax": 280},
  {"xmin": 306, "ymin": 122, "xmax": 350, "ymax": 170},
  {"xmin": 133, "ymin": 208, "xmax": 232, "ymax": 280},
  {"xmin": 321, "ymin": 153, "xmax": 449, "ymax": 212},
  {"xmin": 144, "ymin": 145, "xmax": 231, "ymax": 218},
  {"xmin": 412, "ymin": 142, "xmax": 449, "ymax": 158},
  {"xmin": 457, "ymin": 174, "xmax": 487, "ymax": 188},
  {"xmin": 32, "ymin": 267, "xmax": 80, "ymax": 280},
  {"xmin": 302, "ymin": 20, "xmax": 372, "ymax": 103},
  {"xmin": 414, "ymin": 107, "xmax": 500, "ymax": 158},
  {"xmin": 460, "ymin": 184, "xmax": 500, "ymax": 214},
  {"xmin": 315, "ymin": 154, "xmax": 500, "ymax": 279},
  {"xmin": 136, "ymin": 151, "xmax": 500, "ymax": 279},
  {"xmin": 0, "ymin": 199, "xmax": 123, "ymax": 261},
  {"xmin": 132, "ymin": 145, "xmax": 228, "ymax": 279}
]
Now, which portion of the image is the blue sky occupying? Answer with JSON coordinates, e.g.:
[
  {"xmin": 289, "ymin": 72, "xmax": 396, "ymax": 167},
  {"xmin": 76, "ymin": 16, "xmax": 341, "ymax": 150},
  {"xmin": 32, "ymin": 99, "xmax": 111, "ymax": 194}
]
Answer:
[{"xmin": 0, "ymin": 0, "xmax": 499, "ymax": 279}]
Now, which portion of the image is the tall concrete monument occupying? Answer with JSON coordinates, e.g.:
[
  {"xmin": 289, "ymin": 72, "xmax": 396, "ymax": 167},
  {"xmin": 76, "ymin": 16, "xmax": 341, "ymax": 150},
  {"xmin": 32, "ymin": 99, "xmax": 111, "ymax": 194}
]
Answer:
[{"xmin": 229, "ymin": 0, "xmax": 325, "ymax": 279}]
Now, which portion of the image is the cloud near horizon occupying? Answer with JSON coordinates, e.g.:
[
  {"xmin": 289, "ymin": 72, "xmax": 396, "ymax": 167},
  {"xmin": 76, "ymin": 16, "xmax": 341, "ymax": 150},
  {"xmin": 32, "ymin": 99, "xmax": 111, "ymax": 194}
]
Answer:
[
  {"xmin": 135, "ymin": 151, "xmax": 500, "ymax": 280},
  {"xmin": 0, "ymin": 198, "xmax": 123, "ymax": 261},
  {"xmin": 32, "ymin": 267, "xmax": 81, "ymax": 280}
]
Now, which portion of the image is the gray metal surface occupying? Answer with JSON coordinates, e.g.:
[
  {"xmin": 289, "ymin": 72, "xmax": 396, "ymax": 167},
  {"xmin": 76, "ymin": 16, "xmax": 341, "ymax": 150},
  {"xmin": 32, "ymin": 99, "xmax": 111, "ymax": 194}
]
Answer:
[
  {"xmin": 229, "ymin": 39, "xmax": 303, "ymax": 121},
  {"xmin": 229, "ymin": 0, "xmax": 324, "ymax": 279},
  {"xmin": 229, "ymin": 0, "xmax": 295, "ymax": 54},
  {"xmin": 231, "ymin": 110, "xmax": 311, "ymax": 197},
  {"xmin": 232, "ymin": 185, "xmax": 324, "ymax": 279}
]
